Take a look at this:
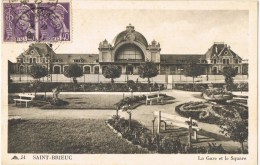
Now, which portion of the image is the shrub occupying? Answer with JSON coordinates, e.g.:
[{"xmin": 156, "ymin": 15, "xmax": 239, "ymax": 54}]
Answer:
[
  {"xmin": 203, "ymin": 88, "xmax": 232, "ymax": 96},
  {"xmin": 159, "ymin": 137, "xmax": 183, "ymax": 153},
  {"xmin": 213, "ymin": 106, "xmax": 236, "ymax": 118},
  {"xmin": 115, "ymin": 95, "xmax": 146, "ymax": 109}
]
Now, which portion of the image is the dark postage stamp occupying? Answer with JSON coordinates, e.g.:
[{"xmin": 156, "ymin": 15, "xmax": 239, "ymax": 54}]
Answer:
[
  {"xmin": 3, "ymin": 1, "xmax": 71, "ymax": 42},
  {"xmin": 38, "ymin": 3, "xmax": 70, "ymax": 42},
  {"xmin": 3, "ymin": 3, "xmax": 36, "ymax": 42}
]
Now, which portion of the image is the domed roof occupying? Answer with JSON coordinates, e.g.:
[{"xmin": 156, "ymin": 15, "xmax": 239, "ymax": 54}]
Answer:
[{"xmin": 112, "ymin": 24, "xmax": 148, "ymax": 47}]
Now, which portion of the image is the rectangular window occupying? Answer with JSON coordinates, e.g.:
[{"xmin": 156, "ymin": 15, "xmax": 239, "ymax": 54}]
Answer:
[
  {"xmin": 213, "ymin": 59, "xmax": 216, "ymax": 64},
  {"xmin": 223, "ymin": 59, "xmax": 226, "ymax": 64},
  {"xmin": 235, "ymin": 59, "xmax": 238, "ymax": 64},
  {"xmin": 42, "ymin": 58, "xmax": 45, "ymax": 63},
  {"xmin": 227, "ymin": 59, "xmax": 229, "ymax": 64}
]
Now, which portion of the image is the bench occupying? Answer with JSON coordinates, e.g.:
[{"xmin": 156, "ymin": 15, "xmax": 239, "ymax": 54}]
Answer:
[
  {"xmin": 153, "ymin": 111, "xmax": 200, "ymax": 142},
  {"xmin": 13, "ymin": 93, "xmax": 35, "ymax": 108},
  {"xmin": 146, "ymin": 92, "xmax": 164, "ymax": 105}
]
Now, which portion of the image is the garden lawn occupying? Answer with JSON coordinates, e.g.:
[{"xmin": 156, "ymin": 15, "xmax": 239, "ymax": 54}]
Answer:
[
  {"xmin": 39, "ymin": 94, "xmax": 175, "ymax": 110},
  {"xmin": 8, "ymin": 119, "xmax": 148, "ymax": 153},
  {"xmin": 40, "ymin": 94, "xmax": 124, "ymax": 109}
]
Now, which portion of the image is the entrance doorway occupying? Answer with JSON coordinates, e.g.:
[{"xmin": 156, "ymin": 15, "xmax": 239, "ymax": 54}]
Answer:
[{"xmin": 126, "ymin": 65, "xmax": 133, "ymax": 75}]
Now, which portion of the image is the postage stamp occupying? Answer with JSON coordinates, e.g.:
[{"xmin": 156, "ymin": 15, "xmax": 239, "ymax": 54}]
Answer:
[
  {"xmin": 2, "ymin": 0, "xmax": 71, "ymax": 42},
  {"xmin": 3, "ymin": 3, "xmax": 36, "ymax": 42},
  {"xmin": 38, "ymin": 2, "xmax": 70, "ymax": 42}
]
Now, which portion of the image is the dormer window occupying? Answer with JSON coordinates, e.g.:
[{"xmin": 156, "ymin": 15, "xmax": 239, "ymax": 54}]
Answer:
[
  {"xmin": 74, "ymin": 59, "xmax": 81, "ymax": 63},
  {"xmin": 17, "ymin": 58, "xmax": 23, "ymax": 63},
  {"xmin": 52, "ymin": 59, "xmax": 61, "ymax": 63}
]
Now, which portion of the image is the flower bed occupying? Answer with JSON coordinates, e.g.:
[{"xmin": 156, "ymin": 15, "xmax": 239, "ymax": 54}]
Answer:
[
  {"xmin": 203, "ymin": 88, "xmax": 233, "ymax": 102},
  {"xmin": 176, "ymin": 102, "xmax": 220, "ymax": 124},
  {"xmin": 107, "ymin": 116, "xmax": 157, "ymax": 151},
  {"xmin": 106, "ymin": 116, "xmax": 228, "ymax": 154},
  {"xmin": 176, "ymin": 101, "xmax": 248, "ymax": 124}
]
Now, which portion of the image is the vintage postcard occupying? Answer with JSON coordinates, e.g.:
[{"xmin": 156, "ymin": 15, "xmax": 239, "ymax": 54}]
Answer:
[{"xmin": 1, "ymin": 0, "xmax": 258, "ymax": 165}]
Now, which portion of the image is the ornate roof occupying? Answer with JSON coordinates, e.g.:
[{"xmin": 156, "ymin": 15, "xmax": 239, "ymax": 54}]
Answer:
[
  {"xmin": 21, "ymin": 43, "xmax": 56, "ymax": 57},
  {"xmin": 205, "ymin": 42, "xmax": 242, "ymax": 60},
  {"xmin": 112, "ymin": 24, "xmax": 148, "ymax": 47}
]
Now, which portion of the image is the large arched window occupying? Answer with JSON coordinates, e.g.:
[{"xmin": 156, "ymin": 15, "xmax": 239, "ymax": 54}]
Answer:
[
  {"xmin": 102, "ymin": 66, "xmax": 108, "ymax": 74},
  {"xmin": 234, "ymin": 67, "xmax": 239, "ymax": 74},
  {"xmin": 84, "ymin": 66, "xmax": 91, "ymax": 74},
  {"xmin": 63, "ymin": 65, "xmax": 69, "ymax": 73},
  {"xmin": 115, "ymin": 44, "xmax": 144, "ymax": 61},
  {"xmin": 94, "ymin": 66, "xmax": 99, "ymax": 74},
  {"xmin": 19, "ymin": 65, "xmax": 25, "ymax": 74},
  {"xmin": 212, "ymin": 67, "xmax": 218, "ymax": 74},
  {"xmin": 53, "ymin": 66, "xmax": 61, "ymax": 74}
]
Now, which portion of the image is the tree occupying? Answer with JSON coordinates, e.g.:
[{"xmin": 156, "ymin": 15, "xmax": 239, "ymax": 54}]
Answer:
[
  {"xmin": 64, "ymin": 64, "xmax": 83, "ymax": 83},
  {"xmin": 30, "ymin": 64, "xmax": 48, "ymax": 80},
  {"xmin": 102, "ymin": 65, "xmax": 121, "ymax": 84},
  {"xmin": 219, "ymin": 118, "xmax": 248, "ymax": 153},
  {"xmin": 222, "ymin": 67, "xmax": 237, "ymax": 91},
  {"xmin": 183, "ymin": 60, "xmax": 204, "ymax": 91},
  {"xmin": 29, "ymin": 64, "xmax": 48, "ymax": 96},
  {"xmin": 138, "ymin": 61, "xmax": 158, "ymax": 84}
]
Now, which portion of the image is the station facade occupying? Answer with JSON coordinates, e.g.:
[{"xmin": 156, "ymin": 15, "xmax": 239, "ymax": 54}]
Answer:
[{"xmin": 9, "ymin": 24, "xmax": 248, "ymax": 76}]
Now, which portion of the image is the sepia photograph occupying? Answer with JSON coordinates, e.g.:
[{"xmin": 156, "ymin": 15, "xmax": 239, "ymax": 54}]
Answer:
[{"xmin": 1, "ymin": 0, "xmax": 258, "ymax": 165}]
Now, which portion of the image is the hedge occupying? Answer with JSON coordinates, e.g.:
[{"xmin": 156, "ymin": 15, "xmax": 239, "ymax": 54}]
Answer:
[{"xmin": 8, "ymin": 82, "xmax": 165, "ymax": 93}]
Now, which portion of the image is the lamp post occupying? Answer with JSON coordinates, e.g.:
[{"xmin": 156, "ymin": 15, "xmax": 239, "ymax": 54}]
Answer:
[
  {"xmin": 46, "ymin": 53, "xmax": 53, "ymax": 82},
  {"xmin": 18, "ymin": 60, "xmax": 22, "ymax": 82},
  {"xmin": 178, "ymin": 68, "xmax": 183, "ymax": 82},
  {"xmin": 46, "ymin": 54, "xmax": 50, "ymax": 82},
  {"xmin": 122, "ymin": 104, "xmax": 132, "ymax": 130}
]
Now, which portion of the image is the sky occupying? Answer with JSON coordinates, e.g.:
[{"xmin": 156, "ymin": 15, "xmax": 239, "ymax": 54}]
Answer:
[{"xmin": 3, "ymin": 4, "xmax": 249, "ymax": 62}]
